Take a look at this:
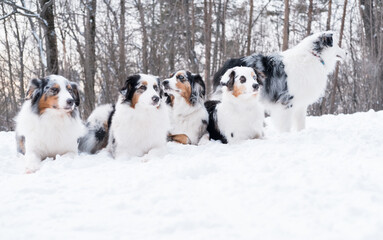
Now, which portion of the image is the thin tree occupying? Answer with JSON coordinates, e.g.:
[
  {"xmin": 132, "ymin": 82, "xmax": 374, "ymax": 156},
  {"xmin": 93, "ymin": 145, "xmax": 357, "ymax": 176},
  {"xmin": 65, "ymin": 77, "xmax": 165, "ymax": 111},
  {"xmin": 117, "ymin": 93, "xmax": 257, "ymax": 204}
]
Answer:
[
  {"xmin": 136, "ymin": 0, "xmax": 148, "ymax": 74},
  {"xmin": 39, "ymin": 0, "xmax": 58, "ymax": 75},
  {"xmin": 118, "ymin": 0, "xmax": 126, "ymax": 86},
  {"xmin": 83, "ymin": 0, "xmax": 97, "ymax": 117},
  {"xmin": 326, "ymin": 0, "xmax": 332, "ymax": 30},
  {"xmin": 329, "ymin": 0, "xmax": 348, "ymax": 113},
  {"xmin": 306, "ymin": 0, "xmax": 313, "ymax": 36},
  {"xmin": 204, "ymin": 0, "xmax": 213, "ymax": 94},
  {"xmin": 282, "ymin": 0, "xmax": 290, "ymax": 51},
  {"xmin": 246, "ymin": 0, "xmax": 254, "ymax": 55}
]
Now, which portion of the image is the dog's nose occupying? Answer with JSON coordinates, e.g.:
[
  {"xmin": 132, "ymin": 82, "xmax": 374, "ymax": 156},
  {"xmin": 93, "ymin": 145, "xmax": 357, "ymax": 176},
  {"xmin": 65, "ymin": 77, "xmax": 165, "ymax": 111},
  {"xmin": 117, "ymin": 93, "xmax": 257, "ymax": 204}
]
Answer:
[
  {"xmin": 252, "ymin": 83, "xmax": 259, "ymax": 90},
  {"xmin": 163, "ymin": 80, "xmax": 169, "ymax": 86},
  {"xmin": 66, "ymin": 98, "xmax": 74, "ymax": 106},
  {"xmin": 152, "ymin": 96, "xmax": 160, "ymax": 103}
]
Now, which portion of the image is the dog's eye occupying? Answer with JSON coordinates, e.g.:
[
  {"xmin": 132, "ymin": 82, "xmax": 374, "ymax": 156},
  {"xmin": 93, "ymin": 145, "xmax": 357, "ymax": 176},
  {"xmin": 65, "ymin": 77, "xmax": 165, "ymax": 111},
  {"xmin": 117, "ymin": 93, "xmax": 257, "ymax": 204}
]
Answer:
[
  {"xmin": 240, "ymin": 76, "xmax": 246, "ymax": 84},
  {"xmin": 178, "ymin": 75, "xmax": 185, "ymax": 82},
  {"xmin": 139, "ymin": 85, "xmax": 147, "ymax": 91},
  {"xmin": 153, "ymin": 85, "xmax": 158, "ymax": 91},
  {"xmin": 51, "ymin": 87, "xmax": 59, "ymax": 94},
  {"xmin": 253, "ymin": 75, "xmax": 257, "ymax": 80}
]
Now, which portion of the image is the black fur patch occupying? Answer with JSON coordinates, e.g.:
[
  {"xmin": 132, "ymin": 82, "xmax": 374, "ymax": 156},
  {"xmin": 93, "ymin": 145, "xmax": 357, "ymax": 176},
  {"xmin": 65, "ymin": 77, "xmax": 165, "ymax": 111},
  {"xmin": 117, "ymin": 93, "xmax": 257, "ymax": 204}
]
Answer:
[
  {"xmin": 205, "ymin": 100, "xmax": 227, "ymax": 144},
  {"xmin": 120, "ymin": 75, "xmax": 141, "ymax": 104},
  {"xmin": 186, "ymin": 71, "xmax": 206, "ymax": 105},
  {"xmin": 70, "ymin": 83, "xmax": 80, "ymax": 106},
  {"xmin": 313, "ymin": 33, "xmax": 333, "ymax": 53}
]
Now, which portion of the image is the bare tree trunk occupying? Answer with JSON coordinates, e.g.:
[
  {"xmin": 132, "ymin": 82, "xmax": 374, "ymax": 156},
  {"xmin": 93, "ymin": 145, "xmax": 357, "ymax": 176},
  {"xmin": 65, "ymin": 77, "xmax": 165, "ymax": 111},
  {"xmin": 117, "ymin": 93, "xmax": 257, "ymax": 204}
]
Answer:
[
  {"xmin": 39, "ymin": 0, "xmax": 58, "ymax": 75},
  {"xmin": 183, "ymin": 0, "xmax": 198, "ymax": 73},
  {"xmin": 281, "ymin": 0, "xmax": 291, "ymax": 51},
  {"xmin": 359, "ymin": 0, "xmax": 378, "ymax": 58},
  {"xmin": 83, "ymin": 0, "xmax": 97, "ymax": 118},
  {"xmin": 219, "ymin": 0, "xmax": 228, "ymax": 66},
  {"xmin": 13, "ymin": 15, "xmax": 26, "ymax": 100},
  {"xmin": 246, "ymin": 0, "xmax": 254, "ymax": 55},
  {"xmin": 204, "ymin": 0, "xmax": 213, "ymax": 94},
  {"xmin": 212, "ymin": 0, "xmax": 222, "ymax": 74},
  {"xmin": 118, "ymin": 0, "xmax": 126, "ymax": 85},
  {"xmin": 306, "ymin": 0, "xmax": 313, "ymax": 36},
  {"xmin": 330, "ymin": 0, "xmax": 348, "ymax": 114},
  {"xmin": 2, "ymin": 11, "xmax": 17, "ymax": 113},
  {"xmin": 282, "ymin": 0, "xmax": 289, "ymax": 51},
  {"xmin": 326, "ymin": 0, "xmax": 332, "ymax": 30},
  {"xmin": 136, "ymin": 0, "xmax": 148, "ymax": 73}
]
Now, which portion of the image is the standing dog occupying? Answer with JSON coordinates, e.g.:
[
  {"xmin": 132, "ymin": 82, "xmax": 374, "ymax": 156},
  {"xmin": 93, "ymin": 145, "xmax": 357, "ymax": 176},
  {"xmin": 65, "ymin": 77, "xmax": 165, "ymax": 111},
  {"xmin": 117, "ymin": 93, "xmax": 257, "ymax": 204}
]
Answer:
[
  {"xmin": 79, "ymin": 74, "xmax": 170, "ymax": 159},
  {"xmin": 213, "ymin": 31, "xmax": 346, "ymax": 132},
  {"xmin": 206, "ymin": 67, "xmax": 264, "ymax": 143},
  {"xmin": 15, "ymin": 75, "xmax": 85, "ymax": 173},
  {"xmin": 162, "ymin": 70, "xmax": 208, "ymax": 145}
]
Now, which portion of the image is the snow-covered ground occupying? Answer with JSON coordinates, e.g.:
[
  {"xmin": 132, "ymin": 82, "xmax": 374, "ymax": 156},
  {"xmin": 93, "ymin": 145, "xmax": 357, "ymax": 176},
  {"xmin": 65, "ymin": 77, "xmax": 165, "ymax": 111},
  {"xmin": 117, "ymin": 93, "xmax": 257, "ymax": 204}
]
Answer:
[{"xmin": 0, "ymin": 110, "xmax": 383, "ymax": 240}]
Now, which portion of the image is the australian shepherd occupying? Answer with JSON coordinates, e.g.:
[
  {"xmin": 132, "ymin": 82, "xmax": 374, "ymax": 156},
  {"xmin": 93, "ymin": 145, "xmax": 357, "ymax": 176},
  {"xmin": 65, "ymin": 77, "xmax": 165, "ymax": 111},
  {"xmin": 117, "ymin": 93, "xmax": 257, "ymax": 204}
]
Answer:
[
  {"xmin": 79, "ymin": 74, "xmax": 170, "ymax": 159},
  {"xmin": 162, "ymin": 70, "xmax": 208, "ymax": 145},
  {"xmin": 213, "ymin": 31, "xmax": 346, "ymax": 132},
  {"xmin": 206, "ymin": 66, "xmax": 265, "ymax": 143},
  {"xmin": 15, "ymin": 75, "xmax": 85, "ymax": 173}
]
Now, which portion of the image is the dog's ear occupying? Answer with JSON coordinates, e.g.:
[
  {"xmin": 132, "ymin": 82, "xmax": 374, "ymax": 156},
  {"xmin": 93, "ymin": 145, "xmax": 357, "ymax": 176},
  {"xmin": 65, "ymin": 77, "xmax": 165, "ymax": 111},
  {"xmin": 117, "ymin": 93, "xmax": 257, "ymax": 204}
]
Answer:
[
  {"xmin": 120, "ymin": 75, "xmax": 140, "ymax": 103},
  {"xmin": 70, "ymin": 82, "xmax": 80, "ymax": 106},
  {"xmin": 254, "ymin": 69, "xmax": 266, "ymax": 86},
  {"xmin": 190, "ymin": 73, "xmax": 206, "ymax": 105},
  {"xmin": 321, "ymin": 32, "xmax": 333, "ymax": 47},
  {"xmin": 26, "ymin": 78, "xmax": 48, "ymax": 105},
  {"xmin": 157, "ymin": 77, "xmax": 164, "ymax": 98},
  {"xmin": 220, "ymin": 69, "xmax": 235, "ymax": 91}
]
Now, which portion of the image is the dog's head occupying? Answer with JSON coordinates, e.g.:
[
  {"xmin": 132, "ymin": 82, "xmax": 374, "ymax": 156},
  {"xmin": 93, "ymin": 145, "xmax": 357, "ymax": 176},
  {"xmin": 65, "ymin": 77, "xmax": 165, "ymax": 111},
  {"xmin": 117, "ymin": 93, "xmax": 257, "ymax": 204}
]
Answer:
[
  {"xmin": 120, "ymin": 74, "xmax": 163, "ymax": 109},
  {"xmin": 220, "ymin": 66, "xmax": 264, "ymax": 98},
  {"xmin": 309, "ymin": 31, "xmax": 346, "ymax": 66},
  {"xmin": 162, "ymin": 70, "xmax": 206, "ymax": 106},
  {"xmin": 26, "ymin": 75, "xmax": 80, "ymax": 115}
]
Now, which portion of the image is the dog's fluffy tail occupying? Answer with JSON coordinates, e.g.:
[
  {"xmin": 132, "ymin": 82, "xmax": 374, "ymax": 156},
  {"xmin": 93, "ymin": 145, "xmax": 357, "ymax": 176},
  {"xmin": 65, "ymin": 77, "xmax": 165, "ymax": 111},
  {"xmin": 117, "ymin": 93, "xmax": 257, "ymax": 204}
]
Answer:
[{"xmin": 78, "ymin": 104, "xmax": 115, "ymax": 154}]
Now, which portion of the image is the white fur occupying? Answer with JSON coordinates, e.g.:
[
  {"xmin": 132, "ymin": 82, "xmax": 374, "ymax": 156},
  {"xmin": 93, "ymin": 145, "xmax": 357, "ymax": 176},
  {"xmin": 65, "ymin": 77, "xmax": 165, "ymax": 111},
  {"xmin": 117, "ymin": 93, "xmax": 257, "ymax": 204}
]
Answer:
[
  {"xmin": 15, "ymin": 76, "xmax": 85, "ymax": 172},
  {"xmin": 217, "ymin": 67, "xmax": 264, "ymax": 143},
  {"xmin": 79, "ymin": 104, "xmax": 114, "ymax": 153},
  {"xmin": 164, "ymin": 70, "xmax": 208, "ymax": 144},
  {"xmin": 268, "ymin": 31, "xmax": 346, "ymax": 132},
  {"xmin": 108, "ymin": 75, "xmax": 170, "ymax": 159}
]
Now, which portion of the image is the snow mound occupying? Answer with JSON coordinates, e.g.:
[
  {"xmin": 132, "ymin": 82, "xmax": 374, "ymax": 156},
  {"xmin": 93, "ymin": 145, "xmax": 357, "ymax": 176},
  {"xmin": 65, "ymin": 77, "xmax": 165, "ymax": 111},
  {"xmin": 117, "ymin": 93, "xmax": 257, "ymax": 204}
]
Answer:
[{"xmin": 1, "ymin": 111, "xmax": 383, "ymax": 240}]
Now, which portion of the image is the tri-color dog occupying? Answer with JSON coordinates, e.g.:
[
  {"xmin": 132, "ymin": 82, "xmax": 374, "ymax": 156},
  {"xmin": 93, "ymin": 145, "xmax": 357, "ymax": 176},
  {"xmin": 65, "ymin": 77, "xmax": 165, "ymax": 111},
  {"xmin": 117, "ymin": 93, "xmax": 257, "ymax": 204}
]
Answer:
[
  {"xmin": 206, "ymin": 67, "xmax": 265, "ymax": 143},
  {"xmin": 15, "ymin": 75, "xmax": 85, "ymax": 173},
  {"xmin": 162, "ymin": 70, "xmax": 208, "ymax": 145},
  {"xmin": 79, "ymin": 74, "xmax": 170, "ymax": 159}
]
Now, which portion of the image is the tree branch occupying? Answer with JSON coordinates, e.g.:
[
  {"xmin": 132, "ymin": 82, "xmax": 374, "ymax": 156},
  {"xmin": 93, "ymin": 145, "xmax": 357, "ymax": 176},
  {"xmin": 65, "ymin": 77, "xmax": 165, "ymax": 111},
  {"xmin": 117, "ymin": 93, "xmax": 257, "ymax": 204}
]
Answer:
[{"xmin": 1, "ymin": 0, "xmax": 48, "ymax": 26}]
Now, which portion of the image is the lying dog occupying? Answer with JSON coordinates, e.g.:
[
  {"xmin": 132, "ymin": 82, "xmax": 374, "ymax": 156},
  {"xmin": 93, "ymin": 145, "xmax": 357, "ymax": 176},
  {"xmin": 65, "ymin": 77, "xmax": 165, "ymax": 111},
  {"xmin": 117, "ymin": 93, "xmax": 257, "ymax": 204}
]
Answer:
[
  {"xmin": 206, "ymin": 67, "xmax": 265, "ymax": 143},
  {"xmin": 79, "ymin": 74, "xmax": 170, "ymax": 159},
  {"xmin": 15, "ymin": 75, "xmax": 85, "ymax": 173},
  {"xmin": 162, "ymin": 70, "xmax": 208, "ymax": 145}
]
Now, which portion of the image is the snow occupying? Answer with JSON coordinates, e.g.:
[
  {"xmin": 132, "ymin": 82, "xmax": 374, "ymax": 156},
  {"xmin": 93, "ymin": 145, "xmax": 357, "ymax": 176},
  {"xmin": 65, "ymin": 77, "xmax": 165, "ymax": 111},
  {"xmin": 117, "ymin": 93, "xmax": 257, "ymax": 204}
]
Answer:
[{"xmin": 1, "ymin": 110, "xmax": 383, "ymax": 240}]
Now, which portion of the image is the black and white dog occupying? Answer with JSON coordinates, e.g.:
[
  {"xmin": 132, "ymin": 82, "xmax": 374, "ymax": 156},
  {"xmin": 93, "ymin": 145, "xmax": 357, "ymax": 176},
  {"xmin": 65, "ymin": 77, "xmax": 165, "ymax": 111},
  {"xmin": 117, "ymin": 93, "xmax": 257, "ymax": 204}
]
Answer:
[
  {"xmin": 213, "ymin": 31, "xmax": 346, "ymax": 132},
  {"xmin": 79, "ymin": 74, "xmax": 170, "ymax": 159},
  {"xmin": 206, "ymin": 67, "xmax": 265, "ymax": 143},
  {"xmin": 15, "ymin": 75, "xmax": 85, "ymax": 173},
  {"xmin": 162, "ymin": 70, "xmax": 208, "ymax": 145}
]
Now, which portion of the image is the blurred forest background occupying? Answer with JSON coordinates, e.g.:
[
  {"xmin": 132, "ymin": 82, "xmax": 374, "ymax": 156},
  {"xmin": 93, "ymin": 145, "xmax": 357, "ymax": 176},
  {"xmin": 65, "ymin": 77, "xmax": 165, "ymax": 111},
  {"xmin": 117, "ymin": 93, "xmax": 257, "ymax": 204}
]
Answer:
[{"xmin": 0, "ymin": 0, "xmax": 382, "ymax": 131}]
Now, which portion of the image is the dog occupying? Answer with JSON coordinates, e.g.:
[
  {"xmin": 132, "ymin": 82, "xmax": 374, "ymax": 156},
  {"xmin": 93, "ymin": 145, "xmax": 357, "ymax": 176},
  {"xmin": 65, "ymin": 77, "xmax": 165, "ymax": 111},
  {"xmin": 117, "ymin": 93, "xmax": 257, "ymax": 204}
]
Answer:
[
  {"xmin": 79, "ymin": 74, "xmax": 170, "ymax": 159},
  {"xmin": 205, "ymin": 66, "xmax": 265, "ymax": 143},
  {"xmin": 15, "ymin": 75, "xmax": 85, "ymax": 173},
  {"xmin": 162, "ymin": 70, "xmax": 208, "ymax": 145},
  {"xmin": 213, "ymin": 31, "xmax": 346, "ymax": 132}
]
